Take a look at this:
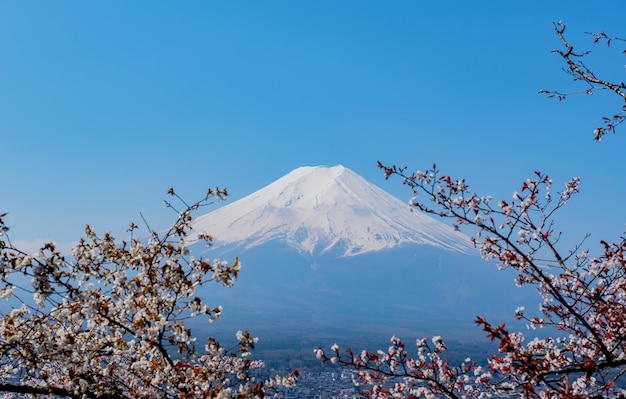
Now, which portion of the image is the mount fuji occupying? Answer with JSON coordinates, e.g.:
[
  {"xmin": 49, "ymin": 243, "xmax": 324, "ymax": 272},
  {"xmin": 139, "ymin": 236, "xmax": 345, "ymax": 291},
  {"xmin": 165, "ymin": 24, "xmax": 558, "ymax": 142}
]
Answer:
[
  {"xmin": 189, "ymin": 165, "xmax": 474, "ymax": 258},
  {"xmin": 188, "ymin": 165, "xmax": 537, "ymax": 341}
]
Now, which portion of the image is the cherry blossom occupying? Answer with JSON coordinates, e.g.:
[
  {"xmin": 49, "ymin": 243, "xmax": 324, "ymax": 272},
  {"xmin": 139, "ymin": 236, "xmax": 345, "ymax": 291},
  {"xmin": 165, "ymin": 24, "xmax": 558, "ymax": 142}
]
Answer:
[
  {"xmin": 0, "ymin": 189, "xmax": 296, "ymax": 399},
  {"xmin": 317, "ymin": 163, "xmax": 626, "ymax": 398}
]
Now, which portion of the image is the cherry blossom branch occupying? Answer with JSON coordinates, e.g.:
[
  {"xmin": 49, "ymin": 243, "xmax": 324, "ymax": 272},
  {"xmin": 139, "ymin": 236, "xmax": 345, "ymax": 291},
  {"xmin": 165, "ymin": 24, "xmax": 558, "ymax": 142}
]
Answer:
[
  {"xmin": 0, "ymin": 189, "xmax": 296, "ymax": 399},
  {"xmin": 382, "ymin": 163, "xmax": 619, "ymax": 356},
  {"xmin": 539, "ymin": 22, "xmax": 626, "ymax": 141},
  {"xmin": 315, "ymin": 337, "xmax": 485, "ymax": 399},
  {"xmin": 319, "ymin": 163, "xmax": 626, "ymax": 398}
]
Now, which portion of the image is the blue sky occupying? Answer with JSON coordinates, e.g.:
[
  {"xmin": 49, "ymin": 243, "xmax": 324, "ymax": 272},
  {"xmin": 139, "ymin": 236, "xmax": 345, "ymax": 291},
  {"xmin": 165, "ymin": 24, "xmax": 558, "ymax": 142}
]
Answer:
[{"xmin": 2, "ymin": 1, "xmax": 625, "ymax": 253}]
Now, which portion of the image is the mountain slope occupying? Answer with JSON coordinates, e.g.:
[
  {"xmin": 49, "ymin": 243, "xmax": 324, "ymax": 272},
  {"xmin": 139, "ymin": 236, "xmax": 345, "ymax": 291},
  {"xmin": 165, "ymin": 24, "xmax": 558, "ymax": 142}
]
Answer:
[
  {"xmin": 190, "ymin": 165, "xmax": 474, "ymax": 257},
  {"xmin": 188, "ymin": 165, "xmax": 538, "ymax": 342}
]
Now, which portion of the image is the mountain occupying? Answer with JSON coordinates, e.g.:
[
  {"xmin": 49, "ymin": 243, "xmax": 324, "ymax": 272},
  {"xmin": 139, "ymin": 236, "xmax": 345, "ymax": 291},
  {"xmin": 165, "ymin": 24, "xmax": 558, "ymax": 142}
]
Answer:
[
  {"xmin": 188, "ymin": 165, "xmax": 538, "ymax": 342},
  {"xmin": 189, "ymin": 165, "xmax": 475, "ymax": 257}
]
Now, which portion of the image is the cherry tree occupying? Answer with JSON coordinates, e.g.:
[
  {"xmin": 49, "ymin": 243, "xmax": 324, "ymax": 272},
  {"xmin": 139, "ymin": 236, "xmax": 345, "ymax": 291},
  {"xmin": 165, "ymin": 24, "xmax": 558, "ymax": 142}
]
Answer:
[
  {"xmin": 0, "ymin": 188, "xmax": 296, "ymax": 399},
  {"xmin": 317, "ymin": 164, "xmax": 626, "ymax": 398},
  {"xmin": 539, "ymin": 21, "xmax": 626, "ymax": 141},
  {"xmin": 317, "ymin": 23, "xmax": 626, "ymax": 399}
]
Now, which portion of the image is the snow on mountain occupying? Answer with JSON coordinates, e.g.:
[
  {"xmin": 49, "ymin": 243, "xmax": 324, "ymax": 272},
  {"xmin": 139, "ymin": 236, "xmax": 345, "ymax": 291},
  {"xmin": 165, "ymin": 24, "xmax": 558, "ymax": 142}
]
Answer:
[{"xmin": 190, "ymin": 165, "xmax": 476, "ymax": 257}]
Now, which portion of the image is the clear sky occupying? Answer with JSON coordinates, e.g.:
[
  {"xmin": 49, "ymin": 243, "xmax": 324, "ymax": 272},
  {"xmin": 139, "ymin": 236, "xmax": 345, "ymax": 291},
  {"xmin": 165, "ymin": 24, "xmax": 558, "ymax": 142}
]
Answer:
[{"xmin": 2, "ymin": 1, "xmax": 625, "ymax": 254}]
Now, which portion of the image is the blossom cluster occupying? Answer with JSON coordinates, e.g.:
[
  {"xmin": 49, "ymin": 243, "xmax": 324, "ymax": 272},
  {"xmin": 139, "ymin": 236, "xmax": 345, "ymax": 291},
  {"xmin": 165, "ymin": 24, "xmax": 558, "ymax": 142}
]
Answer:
[
  {"xmin": 316, "ymin": 335, "xmax": 493, "ymax": 399},
  {"xmin": 0, "ymin": 189, "xmax": 296, "ymax": 399}
]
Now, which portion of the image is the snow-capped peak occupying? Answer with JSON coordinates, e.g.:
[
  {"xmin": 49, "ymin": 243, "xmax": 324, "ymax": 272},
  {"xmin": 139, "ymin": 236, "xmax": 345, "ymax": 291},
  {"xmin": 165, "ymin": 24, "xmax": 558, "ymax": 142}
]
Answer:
[{"xmin": 190, "ymin": 165, "xmax": 475, "ymax": 257}]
